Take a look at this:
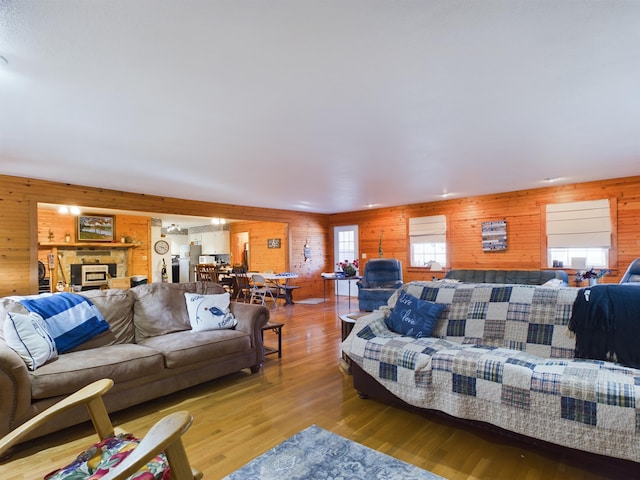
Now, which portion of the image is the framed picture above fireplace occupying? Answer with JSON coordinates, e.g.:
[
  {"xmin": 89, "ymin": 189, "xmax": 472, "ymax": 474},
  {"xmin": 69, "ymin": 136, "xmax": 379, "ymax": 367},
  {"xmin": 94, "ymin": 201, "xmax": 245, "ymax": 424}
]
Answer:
[{"xmin": 77, "ymin": 214, "xmax": 115, "ymax": 242}]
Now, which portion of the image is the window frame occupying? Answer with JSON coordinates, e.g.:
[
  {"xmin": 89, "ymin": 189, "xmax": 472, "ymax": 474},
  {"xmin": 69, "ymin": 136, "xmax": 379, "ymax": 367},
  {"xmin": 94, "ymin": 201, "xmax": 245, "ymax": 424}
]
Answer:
[{"xmin": 407, "ymin": 214, "xmax": 448, "ymax": 269}]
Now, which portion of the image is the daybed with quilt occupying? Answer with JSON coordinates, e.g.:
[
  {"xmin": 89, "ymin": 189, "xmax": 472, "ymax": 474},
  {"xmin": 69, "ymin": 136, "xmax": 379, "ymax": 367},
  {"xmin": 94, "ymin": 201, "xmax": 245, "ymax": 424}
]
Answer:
[{"xmin": 342, "ymin": 281, "xmax": 640, "ymax": 464}]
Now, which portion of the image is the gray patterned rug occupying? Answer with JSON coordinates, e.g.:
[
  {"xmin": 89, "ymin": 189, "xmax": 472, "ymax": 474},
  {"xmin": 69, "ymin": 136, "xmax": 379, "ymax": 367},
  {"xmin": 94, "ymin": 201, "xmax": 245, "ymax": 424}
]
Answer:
[{"xmin": 223, "ymin": 425, "xmax": 444, "ymax": 479}]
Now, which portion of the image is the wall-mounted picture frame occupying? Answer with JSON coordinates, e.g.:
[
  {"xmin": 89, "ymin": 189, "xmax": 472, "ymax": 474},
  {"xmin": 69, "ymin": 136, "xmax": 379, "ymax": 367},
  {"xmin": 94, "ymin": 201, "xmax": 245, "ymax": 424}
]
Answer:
[
  {"xmin": 267, "ymin": 238, "xmax": 281, "ymax": 249},
  {"xmin": 482, "ymin": 220, "xmax": 507, "ymax": 251},
  {"xmin": 77, "ymin": 214, "xmax": 115, "ymax": 242}
]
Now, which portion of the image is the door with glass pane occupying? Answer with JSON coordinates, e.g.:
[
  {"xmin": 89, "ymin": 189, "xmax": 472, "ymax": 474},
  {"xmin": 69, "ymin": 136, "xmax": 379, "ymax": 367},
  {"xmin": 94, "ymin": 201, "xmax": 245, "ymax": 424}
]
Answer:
[{"xmin": 334, "ymin": 225, "xmax": 359, "ymax": 297}]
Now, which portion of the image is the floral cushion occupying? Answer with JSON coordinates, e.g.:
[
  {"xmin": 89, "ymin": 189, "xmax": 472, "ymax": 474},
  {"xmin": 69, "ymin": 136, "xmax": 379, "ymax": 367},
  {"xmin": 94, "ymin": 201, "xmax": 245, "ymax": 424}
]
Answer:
[{"xmin": 44, "ymin": 433, "xmax": 170, "ymax": 480}]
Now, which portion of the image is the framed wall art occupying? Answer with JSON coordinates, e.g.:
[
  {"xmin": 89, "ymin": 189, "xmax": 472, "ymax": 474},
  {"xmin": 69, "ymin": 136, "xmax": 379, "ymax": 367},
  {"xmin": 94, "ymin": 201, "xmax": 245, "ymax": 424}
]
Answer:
[
  {"xmin": 77, "ymin": 214, "xmax": 115, "ymax": 242},
  {"xmin": 267, "ymin": 238, "xmax": 281, "ymax": 249},
  {"xmin": 482, "ymin": 220, "xmax": 507, "ymax": 251}
]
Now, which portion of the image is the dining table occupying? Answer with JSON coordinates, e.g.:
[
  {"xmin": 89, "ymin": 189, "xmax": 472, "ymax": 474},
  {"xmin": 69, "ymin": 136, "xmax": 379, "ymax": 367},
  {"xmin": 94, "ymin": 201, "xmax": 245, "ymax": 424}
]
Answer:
[{"xmin": 230, "ymin": 272, "xmax": 300, "ymax": 305}]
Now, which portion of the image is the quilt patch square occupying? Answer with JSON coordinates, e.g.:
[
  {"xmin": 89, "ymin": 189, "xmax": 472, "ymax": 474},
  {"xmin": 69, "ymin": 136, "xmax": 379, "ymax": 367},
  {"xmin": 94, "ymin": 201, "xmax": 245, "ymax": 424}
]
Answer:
[
  {"xmin": 432, "ymin": 351, "xmax": 456, "ymax": 372},
  {"xmin": 503, "ymin": 320, "xmax": 529, "ymax": 346},
  {"xmin": 452, "ymin": 349, "xmax": 484, "ymax": 377},
  {"xmin": 415, "ymin": 369, "xmax": 432, "ymax": 388},
  {"xmin": 508, "ymin": 286, "xmax": 536, "ymax": 304},
  {"xmin": 550, "ymin": 346, "xmax": 575, "ymax": 359},
  {"xmin": 379, "ymin": 362, "xmax": 397, "ymax": 381},
  {"xmin": 561, "ymin": 396, "xmax": 597, "ymax": 426},
  {"xmin": 554, "ymin": 304, "xmax": 573, "ymax": 325},
  {"xmin": 470, "ymin": 287, "xmax": 493, "ymax": 303},
  {"xmin": 483, "ymin": 319, "xmax": 506, "ymax": 341},
  {"xmin": 464, "ymin": 317, "xmax": 485, "ymax": 340},
  {"xmin": 527, "ymin": 323, "xmax": 554, "ymax": 345},
  {"xmin": 506, "ymin": 303, "xmax": 531, "ymax": 322},
  {"xmin": 531, "ymin": 370, "xmax": 562, "ymax": 395},
  {"xmin": 398, "ymin": 349, "xmax": 419, "ymax": 371},
  {"xmin": 490, "ymin": 286, "xmax": 513, "ymax": 303},
  {"xmin": 357, "ymin": 325, "xmax": 376, "ymax": 340},
  {"xmin": 476, "ymin": 358, "xmax": 504, "ymax": 383},
  {"xmin": 419, "ymin": 287, "xmax": 440, "ymax": 302},
  {"xmin": 452, "ymin": 373, "xmax": 476, "ymax": 396},
  {"xmin": 597, "ymin": 380, "xmax": 636, "ymax": 408},
  {"xmin": 501, "ymin": 385, "xmax": 531, "ymax": 409},
  {"xmin": 364, "ymin": 342, "xmax": 384, "ymax": 361},
  {"xmin": 451, "ymin": 288, "xmax": 473, "ymax": 304},
  {"xmin": 434, "ymin": 287, "xmax": 456, "ymax": 304},
  {"xmin": 467, "ymin": 302, "xmax": 488, "ymax": 319},
  {"xmin": 447, "ymin": 319, "xmax": 466, "ymax": 337}
]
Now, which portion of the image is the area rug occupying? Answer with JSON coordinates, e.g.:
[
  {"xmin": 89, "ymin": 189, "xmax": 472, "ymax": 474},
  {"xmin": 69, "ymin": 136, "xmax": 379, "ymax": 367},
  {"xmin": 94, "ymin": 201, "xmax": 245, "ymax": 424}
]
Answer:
[
  {"xmin": 222, "ymin": 425, "xmax": 444, "ymax": 480},
  {"xmin": 294, "ymin": 297, "xmax": 325, "ymax": 304}
]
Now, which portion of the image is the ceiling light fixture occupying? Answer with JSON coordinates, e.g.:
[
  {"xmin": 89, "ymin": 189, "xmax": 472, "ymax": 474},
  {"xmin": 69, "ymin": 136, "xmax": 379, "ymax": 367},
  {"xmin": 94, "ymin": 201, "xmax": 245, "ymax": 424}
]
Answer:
[
  {"xmin": 544, "ymin": 177, "xmax": 560, "ymax": 183},
  {"xmin": 58, "ymin": 205, "xmax": 81, "ymax": 215}
]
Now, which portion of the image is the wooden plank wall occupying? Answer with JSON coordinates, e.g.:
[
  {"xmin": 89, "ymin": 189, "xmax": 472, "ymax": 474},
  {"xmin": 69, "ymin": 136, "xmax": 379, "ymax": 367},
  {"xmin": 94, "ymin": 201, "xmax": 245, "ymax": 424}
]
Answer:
[
  {"xmin": 230, "ymin": 221, "xmax": 288, "ymax": 273},
  {"xmin": 0, "ymin": 174, "xmax": 329, "ymax": 297},
  {"xmin": 330, "ymin": 176, "xmax": 640, "ymax": 285},
  {"xmin": 3, "ymin": 173, "xmax": 640, "ymax": 298}
]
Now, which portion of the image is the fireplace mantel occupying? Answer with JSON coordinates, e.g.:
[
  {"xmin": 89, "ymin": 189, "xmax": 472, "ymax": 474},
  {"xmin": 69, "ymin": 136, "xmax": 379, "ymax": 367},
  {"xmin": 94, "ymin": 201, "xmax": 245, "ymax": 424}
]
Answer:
[{"xmin": 39, "ymin": 242, "xmax": 139, "ymax": 249}]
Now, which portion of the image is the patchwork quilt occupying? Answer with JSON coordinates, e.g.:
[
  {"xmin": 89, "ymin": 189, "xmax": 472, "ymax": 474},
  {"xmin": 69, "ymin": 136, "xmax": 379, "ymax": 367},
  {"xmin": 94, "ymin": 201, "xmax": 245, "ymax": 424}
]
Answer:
[{"xmin": 342, "ymin": 281, "xmax": 640, "ymax": 463}]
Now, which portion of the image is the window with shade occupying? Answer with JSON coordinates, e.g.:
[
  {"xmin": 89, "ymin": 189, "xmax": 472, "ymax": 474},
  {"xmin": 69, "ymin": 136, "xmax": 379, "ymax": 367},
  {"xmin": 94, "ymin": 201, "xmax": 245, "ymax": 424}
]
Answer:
[
  {"xmin": 409, "ymin": 215, "xmax": 447, "ymax": 267},
  {"xmin": 546, "ymin": 199, "xmax": 611, "ymax": 269}
]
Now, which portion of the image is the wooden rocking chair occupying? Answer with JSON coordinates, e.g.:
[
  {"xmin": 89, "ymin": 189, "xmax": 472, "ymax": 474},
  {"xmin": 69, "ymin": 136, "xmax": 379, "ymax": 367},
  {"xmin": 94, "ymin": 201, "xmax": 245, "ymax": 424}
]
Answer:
[{"xmin": 0, "ymin": 379, "xmax": 202, "ymax": 480}]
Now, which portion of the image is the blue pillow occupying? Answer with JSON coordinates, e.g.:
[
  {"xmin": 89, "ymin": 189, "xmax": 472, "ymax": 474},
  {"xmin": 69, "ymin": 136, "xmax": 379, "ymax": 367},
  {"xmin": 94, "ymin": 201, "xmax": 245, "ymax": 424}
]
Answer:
[{"xmin": 385, "ymin": 291, "xmax": 445, "ymax": 338}]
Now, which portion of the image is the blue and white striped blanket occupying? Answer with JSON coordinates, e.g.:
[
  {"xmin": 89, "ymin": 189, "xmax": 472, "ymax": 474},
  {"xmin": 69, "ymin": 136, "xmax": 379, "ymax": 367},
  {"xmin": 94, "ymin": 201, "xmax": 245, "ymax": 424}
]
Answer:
[{"xmin": 20, "ymin": 293, "xmax": 109, "ymax": 353}]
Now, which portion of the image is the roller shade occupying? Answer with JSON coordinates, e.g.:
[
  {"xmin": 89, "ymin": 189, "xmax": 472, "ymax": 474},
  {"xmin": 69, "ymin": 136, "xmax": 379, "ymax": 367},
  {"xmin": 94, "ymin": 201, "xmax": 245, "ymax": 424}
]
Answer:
[
  {"xmin": 546, "ymin": 199, "xmax": 611, "ymax": 248},
  {"xmin": 409, "ymin": 215, "xmax": 446, "ymax": 243}
]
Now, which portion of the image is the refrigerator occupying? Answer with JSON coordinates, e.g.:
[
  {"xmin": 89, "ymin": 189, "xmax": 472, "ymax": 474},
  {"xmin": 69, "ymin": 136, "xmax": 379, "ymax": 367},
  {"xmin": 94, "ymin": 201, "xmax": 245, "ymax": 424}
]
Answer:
[{"xmin": 179, "ymin": 244, "xmax": 202, "ymax": 282}]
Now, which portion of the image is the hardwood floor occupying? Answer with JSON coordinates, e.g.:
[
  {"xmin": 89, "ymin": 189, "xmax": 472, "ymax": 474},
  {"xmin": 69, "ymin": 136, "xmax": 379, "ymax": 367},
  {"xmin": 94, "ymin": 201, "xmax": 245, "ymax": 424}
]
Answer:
[{"xmin": 1, "ymin": 296, "xmax": 635, "ymax": 479}]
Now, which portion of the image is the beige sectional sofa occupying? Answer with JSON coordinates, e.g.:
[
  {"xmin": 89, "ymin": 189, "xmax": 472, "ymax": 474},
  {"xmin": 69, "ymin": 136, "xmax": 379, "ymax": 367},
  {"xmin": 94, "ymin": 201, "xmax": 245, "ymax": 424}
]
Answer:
[
  {"xmin": 0, "ymin": 281, "xmax": 269, "ymax": 443},
  {"xmin": 342, "ymin": 281, "xmax": 640, "ymax": 464}
]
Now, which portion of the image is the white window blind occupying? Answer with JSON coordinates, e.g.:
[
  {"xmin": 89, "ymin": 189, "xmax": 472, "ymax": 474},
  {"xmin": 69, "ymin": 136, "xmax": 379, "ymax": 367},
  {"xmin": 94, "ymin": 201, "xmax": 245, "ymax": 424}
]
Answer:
[
  {"xmin": 409, "ymin": 215, "xmax": 447, "ymax": 243},
  {"xmin": 546, "ymin": 199, "xmax": 611, "ymax": 248}
]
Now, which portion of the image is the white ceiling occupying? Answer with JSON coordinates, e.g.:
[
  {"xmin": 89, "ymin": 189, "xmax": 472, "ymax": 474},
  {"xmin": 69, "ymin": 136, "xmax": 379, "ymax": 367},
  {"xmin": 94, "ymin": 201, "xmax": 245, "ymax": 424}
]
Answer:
[{"xmin": 1, "ymin": 1, "xmax": 639, "ymax": 214}]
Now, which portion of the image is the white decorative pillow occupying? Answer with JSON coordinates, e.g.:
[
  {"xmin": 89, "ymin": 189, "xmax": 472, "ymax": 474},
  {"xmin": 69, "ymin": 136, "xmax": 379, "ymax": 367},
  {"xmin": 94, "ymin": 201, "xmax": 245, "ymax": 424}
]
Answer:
[
  {"xmin": 4, "ymin": 312, "xmax": 58, "ymax": 370},
  {"xmin": 184, "ymin": 292, "xmax": 237, "ymax": 332}
]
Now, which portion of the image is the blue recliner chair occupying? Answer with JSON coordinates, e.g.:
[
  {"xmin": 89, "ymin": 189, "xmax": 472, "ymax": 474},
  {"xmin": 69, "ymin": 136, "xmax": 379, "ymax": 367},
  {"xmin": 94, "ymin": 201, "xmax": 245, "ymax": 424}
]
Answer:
[
  {"xmin": 620, "ymin": 258, "xmax": 640, "ymax": 283},
  {"xmin": 357, "ymin": 258, "xmax": 403, "ymax": 311}
]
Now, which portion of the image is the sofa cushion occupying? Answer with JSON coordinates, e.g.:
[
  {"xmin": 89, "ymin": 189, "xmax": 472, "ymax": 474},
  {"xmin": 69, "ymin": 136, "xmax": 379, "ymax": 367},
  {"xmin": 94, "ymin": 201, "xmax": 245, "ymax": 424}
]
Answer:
[
  {"xmin": 131, "ymin": 283, "xmax": 196, "ymax": 341},
  {"xmin": 0, "ymin": 297, "xmax": 30, "ymax": 342},
  {"xmin": 72, "ymin": 288, "xmax": 136, "ymax": 350},
  {"xmin": 138, "ymin": 329, "xmax": 251, "ymax": 369},
  {"xmin": 44, "ymin": 433, "xmax": 168, "ymax": 480},
  {"xmin": 184, "ymin": 292, "xmax": 237, "ymax": 331},
  {"xmin": 4, "ymin": 312, "xmax": 58, "ymax": 370},
  {"xmin": 30, "ymin": 344, "xmax": 164, "ymax": 400},
  {"xmin": 385, "ymin": 291, "xmax": 445, "ymax": 338}
]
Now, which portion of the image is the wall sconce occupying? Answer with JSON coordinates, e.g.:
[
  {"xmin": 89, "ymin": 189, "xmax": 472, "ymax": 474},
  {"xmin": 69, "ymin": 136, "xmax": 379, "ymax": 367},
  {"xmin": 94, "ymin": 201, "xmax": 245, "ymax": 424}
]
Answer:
[{"xmin": 211, "ymin": 218, "xmax": 226, "ymax": 225}]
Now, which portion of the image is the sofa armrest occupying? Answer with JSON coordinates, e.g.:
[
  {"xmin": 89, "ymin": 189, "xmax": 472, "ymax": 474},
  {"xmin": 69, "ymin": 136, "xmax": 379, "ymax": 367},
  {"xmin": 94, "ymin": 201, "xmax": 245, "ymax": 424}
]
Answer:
[
  {"xmin": 228, "ymin": 302, "xmax": 270, "ymax": 366},
  {"xmin": 0, "ymin": 340, "xmax": 32, "ymax": 439}
]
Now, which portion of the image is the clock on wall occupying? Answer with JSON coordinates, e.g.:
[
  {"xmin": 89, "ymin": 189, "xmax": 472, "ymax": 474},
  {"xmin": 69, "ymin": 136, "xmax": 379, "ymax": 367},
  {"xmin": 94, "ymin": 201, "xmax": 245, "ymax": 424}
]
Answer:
[{"xmin": 154, "ymin": 239, "xmax": 170, "ymax": 255}]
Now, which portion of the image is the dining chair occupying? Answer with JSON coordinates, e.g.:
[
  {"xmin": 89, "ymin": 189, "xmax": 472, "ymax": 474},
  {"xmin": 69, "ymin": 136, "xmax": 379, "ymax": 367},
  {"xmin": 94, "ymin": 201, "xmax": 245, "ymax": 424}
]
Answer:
[
  {"xmin": 0, "ymin": 379, "xmax": 202, "ymax": 480},
  {"xmin": 231, "ymin": 266, "xmax": 252, "ymax": 302},
  {"xmin": 196, "ymin": 264, "xmax": 219, "ymax": 283},
  {"xmin": 250, "ymin": 274, "xmax": 278, "ymax": 307}
]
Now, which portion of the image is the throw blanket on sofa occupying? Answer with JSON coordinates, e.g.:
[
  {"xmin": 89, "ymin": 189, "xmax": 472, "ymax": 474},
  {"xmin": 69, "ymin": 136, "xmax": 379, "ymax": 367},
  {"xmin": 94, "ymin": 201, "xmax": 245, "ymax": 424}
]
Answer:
[
  {"xmin": 568, "ymin": 284, "xmax": 640, "ymax": 368},
  {"xmin": 20, "ymin": 293, "xmax": 109, "ymax": 353}
]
